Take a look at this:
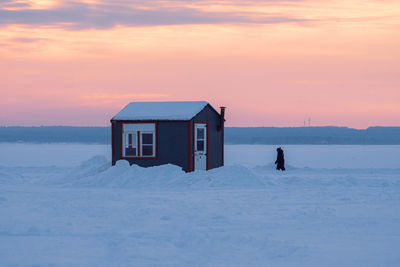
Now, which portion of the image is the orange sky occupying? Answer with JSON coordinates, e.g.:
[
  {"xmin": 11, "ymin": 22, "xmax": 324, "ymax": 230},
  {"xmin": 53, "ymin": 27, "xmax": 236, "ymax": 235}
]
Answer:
[{"xmin": 1, "ymin": 0, "xmax": 399, "ymax": 128}]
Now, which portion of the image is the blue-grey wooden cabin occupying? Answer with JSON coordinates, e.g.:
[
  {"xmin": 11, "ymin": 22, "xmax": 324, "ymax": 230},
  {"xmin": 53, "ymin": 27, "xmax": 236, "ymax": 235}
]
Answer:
[{"xmin": 110, "ymin": 101, "xmax": 225, "ymax": 172}]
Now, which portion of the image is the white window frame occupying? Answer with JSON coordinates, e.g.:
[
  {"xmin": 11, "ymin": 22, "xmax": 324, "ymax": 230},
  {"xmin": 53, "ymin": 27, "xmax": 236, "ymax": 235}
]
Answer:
[
  {"xmin": 123, "ymin": 131, "xmax": 138, "ymax": 157},
  {"xmin": 122, "ymin": 123, "xmax": 156, "ymax": 158},
  {"xmin": 140, "ymin": 131, "xmax": 155, "ymax": 157},
  {"xmin": 195, "ymin": 127, "xmax": 206, "ymax": 152}
]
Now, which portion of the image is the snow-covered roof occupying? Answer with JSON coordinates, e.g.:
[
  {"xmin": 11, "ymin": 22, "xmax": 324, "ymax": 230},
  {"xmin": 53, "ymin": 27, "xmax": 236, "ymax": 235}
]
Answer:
[{"xmin": 112, "ymin": 101, "xmax": 209, "ymax": 121}]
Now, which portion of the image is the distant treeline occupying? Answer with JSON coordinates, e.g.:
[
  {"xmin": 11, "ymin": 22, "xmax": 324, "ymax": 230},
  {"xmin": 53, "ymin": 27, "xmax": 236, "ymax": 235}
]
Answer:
[
  {"xmin": 0, "ymin": 126, "xmax": 110, "ymax": 144},
  {"xmin": 1, "ymin": 126, "xmax": 400, "ymax": 144},
  {"xmin": 225, "ymin": 127, "xmax": 400, "ymax": 145}
]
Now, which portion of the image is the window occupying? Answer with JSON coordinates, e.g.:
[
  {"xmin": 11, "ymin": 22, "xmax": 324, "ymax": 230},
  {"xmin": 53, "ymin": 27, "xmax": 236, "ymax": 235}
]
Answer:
[
  {"xmin": 141, "ymin": 132, "xmax": 154, "ymax": 156},
  {"xmin": 124, "ymin": 132, "xmax": 137, "ymax": 156},
  {"xmin": 196, "ymin": 128, "xmax": 205, "ymax": 151},
  {"xmin": 122, "ymin": 123, "xmax": 156, "ymax": 158}
]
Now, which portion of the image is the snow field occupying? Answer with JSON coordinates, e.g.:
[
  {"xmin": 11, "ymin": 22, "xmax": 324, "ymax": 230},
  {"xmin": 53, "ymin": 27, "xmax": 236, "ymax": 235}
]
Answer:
[
  {"xmin": 2, "ymin": 143, "xmax": 400, "ymax": 169},
  {"xmin": 1, "ymin": 144, "xmax": 400, "ymax": 266}
]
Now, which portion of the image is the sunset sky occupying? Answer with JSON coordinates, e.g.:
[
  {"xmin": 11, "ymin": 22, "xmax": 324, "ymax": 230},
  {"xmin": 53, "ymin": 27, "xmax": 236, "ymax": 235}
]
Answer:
[{"xmin": 1, "ymin": 0, "xmax": 399, "ymax": 128}]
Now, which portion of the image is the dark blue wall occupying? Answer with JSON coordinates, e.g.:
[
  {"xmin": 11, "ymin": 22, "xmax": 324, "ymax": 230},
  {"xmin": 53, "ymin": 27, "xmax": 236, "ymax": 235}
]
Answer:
[
  {"xmin": 112, "ymin": 121, "xmax": 190, "ymax": 171},
  {"xmin": 192, "ymin": 104, "xmax": 224, "ymax": 170}
]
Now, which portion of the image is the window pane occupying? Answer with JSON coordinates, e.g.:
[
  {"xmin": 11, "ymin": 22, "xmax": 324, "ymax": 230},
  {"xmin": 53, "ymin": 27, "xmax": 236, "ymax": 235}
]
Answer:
[
  {"xmin": 197, "ymin": 128, "xmax": 204, "ymax": 139},
  {"xmin": 125, "ymin": 133, "xmax": 136, "ymax": 148},
  {"xmin": 142, "ymin": 145, "xmax": 153, "ymax": 156},
  {"xmin": 142, "ymin": 133, "xmax": 153, "ymax": 144},
  {"xmin": 125, "ymin": 147, "xmax": 136, "ymax": 156},
  {"xmin": 197, "ymin": 140, "xmax": 204, "ymax": 151},
  {"xmin": 128, "ymin": 134, "xmax": 132, "ymax": 147}
]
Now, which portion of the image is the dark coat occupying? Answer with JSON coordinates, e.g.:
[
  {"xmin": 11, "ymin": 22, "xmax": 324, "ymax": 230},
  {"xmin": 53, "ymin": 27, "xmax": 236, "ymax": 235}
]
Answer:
[{"xmin": 275, "ymin": 148, "xmax": 285, "ymax": 171}]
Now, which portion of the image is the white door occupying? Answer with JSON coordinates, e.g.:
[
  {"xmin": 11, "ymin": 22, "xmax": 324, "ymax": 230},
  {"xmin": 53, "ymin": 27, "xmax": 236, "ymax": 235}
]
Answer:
[{"xmin": 194, "ymin": 123, "xmax": 207, "ymax": 170}]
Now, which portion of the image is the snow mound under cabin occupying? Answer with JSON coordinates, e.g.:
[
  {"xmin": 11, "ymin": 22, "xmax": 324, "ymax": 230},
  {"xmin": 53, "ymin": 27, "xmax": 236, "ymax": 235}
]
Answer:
[
  {"xmin": 1, "ymin": 152, "xmax": 400, "ymax": 190},
  {"xmin": 63, "ymin": 156, "xmax": 265, "ymax": 189},
  {"xmin": 12, "ymin": 155, "xmax": 390, "ymax": 190}
]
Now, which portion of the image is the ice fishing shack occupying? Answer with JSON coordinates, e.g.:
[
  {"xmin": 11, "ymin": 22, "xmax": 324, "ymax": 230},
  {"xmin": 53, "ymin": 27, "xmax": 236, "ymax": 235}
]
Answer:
[{"xmin": 110, "ymin": 101, "xmax": 225, "ymax": 172}]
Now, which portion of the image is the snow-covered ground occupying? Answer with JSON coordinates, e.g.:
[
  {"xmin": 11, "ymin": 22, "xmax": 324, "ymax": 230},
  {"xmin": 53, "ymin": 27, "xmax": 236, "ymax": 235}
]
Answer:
[
  {"xmin": 1, "ymin": 143, "xmax": 400, "ymax": 266},
  {"xmin": 2, "ymin": 143, "xmax": 400, "ymax": 169}
]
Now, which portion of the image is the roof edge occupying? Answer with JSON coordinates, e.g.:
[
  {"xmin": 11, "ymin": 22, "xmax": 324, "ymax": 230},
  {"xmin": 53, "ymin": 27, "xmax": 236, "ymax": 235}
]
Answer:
[{"xmin": 191, "ymin": 103, "xmax": 221, "ymax": 119}]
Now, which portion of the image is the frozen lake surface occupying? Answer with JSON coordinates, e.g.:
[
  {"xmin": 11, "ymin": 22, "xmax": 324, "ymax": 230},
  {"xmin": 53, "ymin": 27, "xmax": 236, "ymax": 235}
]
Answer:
[
  {"xmin": 0, "ymin": 143, "xmax": 400, "ymax": 266},
  {"xmin": 1, "ymin": 143, "xmax": 400, "ymax": 168}
]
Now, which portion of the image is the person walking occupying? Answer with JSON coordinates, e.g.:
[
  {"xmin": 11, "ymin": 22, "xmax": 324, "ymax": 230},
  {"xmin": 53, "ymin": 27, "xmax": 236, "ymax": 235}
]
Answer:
[{"xmin": 275, "ymin": 147, "xmax": 285, "ymax": 171}]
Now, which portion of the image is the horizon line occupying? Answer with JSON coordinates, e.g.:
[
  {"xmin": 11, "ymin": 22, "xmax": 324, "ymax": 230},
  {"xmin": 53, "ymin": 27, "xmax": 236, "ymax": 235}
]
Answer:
[{"xmin": 2, "ymin": 125, "xmax": 400, "ymax": 130}]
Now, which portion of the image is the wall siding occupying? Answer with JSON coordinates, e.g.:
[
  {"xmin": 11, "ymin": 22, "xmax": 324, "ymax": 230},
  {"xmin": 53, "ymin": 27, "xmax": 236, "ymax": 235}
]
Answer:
[
  {"xmin": 112, "ymin": 121, "xmax": 190, "ymax": 171},
  {"xmin": 192, "ymin": 104, "xmax": 224, "ymax": 170}
]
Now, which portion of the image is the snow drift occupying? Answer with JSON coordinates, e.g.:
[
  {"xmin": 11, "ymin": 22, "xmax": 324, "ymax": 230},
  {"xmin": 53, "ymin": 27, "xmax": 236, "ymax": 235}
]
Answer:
[
  {"xmin": 2, "ymin": 155, "xmax": 398, "ymax": 190},
  {"xmin": 1, "ymin": 145, "xmax": 400, "ymax": 267}
]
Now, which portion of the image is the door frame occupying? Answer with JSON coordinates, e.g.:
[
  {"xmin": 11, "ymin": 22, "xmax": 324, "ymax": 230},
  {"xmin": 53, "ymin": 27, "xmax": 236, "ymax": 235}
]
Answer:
[{"xmin": 193, "ymin": 121, "xmax": 209, "ymax": 171}]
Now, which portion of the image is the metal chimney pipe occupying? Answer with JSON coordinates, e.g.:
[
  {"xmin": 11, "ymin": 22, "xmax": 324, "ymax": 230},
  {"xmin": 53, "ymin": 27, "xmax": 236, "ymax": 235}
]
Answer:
[
  {"xmin": 220, "ymin": 107, "xmax": 226, "ymax": 120},
  {"xmin": 219, "ymin": 106, "xmax": 226, "ymax": 131}
]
